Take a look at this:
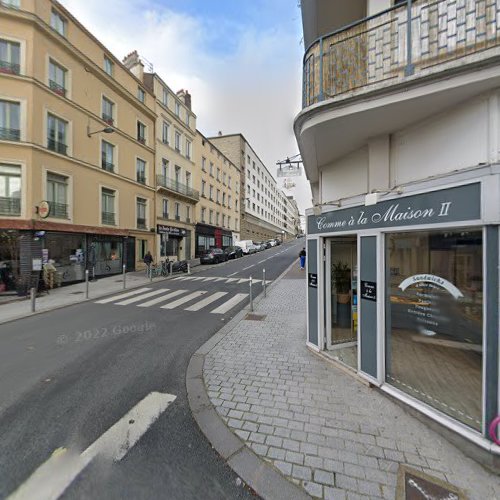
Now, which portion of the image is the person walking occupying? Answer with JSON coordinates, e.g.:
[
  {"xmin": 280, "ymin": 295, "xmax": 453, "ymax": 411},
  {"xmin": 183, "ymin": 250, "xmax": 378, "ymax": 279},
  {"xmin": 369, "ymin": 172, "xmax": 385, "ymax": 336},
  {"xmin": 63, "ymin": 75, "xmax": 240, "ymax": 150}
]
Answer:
[
  {"xmin": 299, "ymin": 248, "xmax": 306, "ymax": 270},
  {"xmin": 144, "ymin": 251, "xmax": 153, "ymax": 275}
]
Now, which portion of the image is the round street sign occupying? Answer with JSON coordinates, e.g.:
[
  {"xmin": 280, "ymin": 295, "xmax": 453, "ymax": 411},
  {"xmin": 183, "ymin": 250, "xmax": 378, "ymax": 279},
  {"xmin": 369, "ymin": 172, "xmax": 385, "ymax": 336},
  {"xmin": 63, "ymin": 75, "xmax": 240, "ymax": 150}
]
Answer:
[{"xmin": 38, "ymin": 201, "xmax": 50, "ymax": 219}]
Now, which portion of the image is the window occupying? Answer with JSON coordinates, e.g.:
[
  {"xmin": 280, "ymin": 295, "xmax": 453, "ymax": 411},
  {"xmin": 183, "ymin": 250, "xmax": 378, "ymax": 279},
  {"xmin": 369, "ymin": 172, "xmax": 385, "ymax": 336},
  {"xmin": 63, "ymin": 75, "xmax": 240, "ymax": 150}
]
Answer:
[
  {"xmin": 174, "ymin": 202, "xmax": 180, "ymax": 220},
  {"xmin": 1, "ymin": 0, "xmax": 20, "ymax": 7},
  {"xmin": 223, "ymin": 173, "xmax": 226, "ymax": 185},
  {"xmin": 222, "ymin": 192, "xmax": 226, "ymax": 206},
  {"xmin": 175, "ymin": 101, "xmax": 180, "ymax": 117},
  {"xmin": 216, "ymin": 189, "xmax": 220, "ymax": 203},
  {"xmin": 228, "ymin": 176, "xmax": 231, "ymax": 189},
  {"xmin": 216, "ymin": 168, "xmax": 220, "ymax": 181},
  {"xmin": 202, "ymin": 157, "xmax": 207, "ymax": 172},
  {"xmin": 137, "ymin": 121, "xmax": 146, "ymax": 144},
  {"xmin": 247, "ymin": 155, "xmax": 250, "ymax": 164},
  {"xmin": 136, "ymin": 158, "xmax": 146, "ymax": 184},
  {"xmin": 0, "ymin": 100, "xmax": 20, "ymax": 141},
  {"xmin": 209, "ymin": 209, "xmax": 214, "ymax": 225},
  {"xmin": 216, "ymin": 212, "xmax": 219, "ymax": 226},
  {"xmin": 47, "ymin": 114, "xmax": 67, "ymax": 155},
  {"xmin": 136, "ymin": 198, "xmax": 147, "ymax": 229},
  {"xmin": 227, "ymin": 216, "xmax": 231, "ymax": 229},
  {"xmin": 137, "ymin": 87, "xmax": 145, "ymax": 103},
  {"xmin": 186, "ymin": 206, "xmax": 191, "ymax": 222},
  {"xmin": 49, "ymin": 59, "xmax": 67, "ymax": 97},
  {"xmin": 174, "ymin": 165, "xmax": 181, "ymax": 184},
  {"xmin": 0, "ymin": 39, "xmax": 20, "ymax": 75},
  {"xmin": 0, "ymin": 164, "xmax": 21, "ymax": 215},
  {"xmin": 138, "ymin": 239, "xmax": 148, "ymax": 260},
  {"xmin": 235, "ymin": 218, "xmax": 239, "ymax": 231},
  {"xmin": 161, "ymin": 158, "xmax": 169, "ymax": 179},
  {"xmin": 162, "ymin": 198, "xmax": 168, "ymax": 218},
  {"xmin": 51, "ymin": 10, "xmax": 67, "ymax": 37},
  {"xmin": 186, "ymin": 139, "xmax": 192, "ymax": 160},
  {"xmin": 253, "ymin": 175, "xmax": 256, "ymax": 183},
  {"xmin": 46, "ymin": 172, "xmax": 68, "ymax": 218},
  {"xmin": 102, "ymin": 97, "xmax": 114, "ymax": 125},
  {"xmin": 185, "ymin": 171, "xmax": 191, "ymax": 188},
  {"xmin": 209, "ymin": 162, "xmax": 214, "ymax": 176},
  {"xmin": 201, "ymin": 180, "xmax": 206, "ymax": 197},
  {"xmin": 162, "ymin": 122, "xmax": 169, "ymax": 144},
  {"xmin": 103, "ymin": 56, "xmax": 113, "ymax": 76},
  {"xmin": 228, "ymin": 195, "xmax": 232, "ymax": 208},
  {"xmin": 185, "ymin": 113, "xmax": 190, "ymax": 128},
  {"xmin": 163, "ymin": 88, "xmax": 168, "ymax": 106},
  {"xmin": 175, "ymin": 131, "xmax": 181, "ymax": 152},
  {"xmin": 101, "ymin": 141, "xmax": 114, "ymax": 172},
  {"xmin": 209, "ymin": 185, "xmax": 214, "ymax": 201},
  {"xmin": 201, "ymin": 207, "xmax": 206, "ymax": 223},
  {"xmin": 101, "ymin": 188, "xmax": 115, "ymax": 225},
  {"xmin": 222, "ymin": 214, "xmax": 226, "ymax": 227}
]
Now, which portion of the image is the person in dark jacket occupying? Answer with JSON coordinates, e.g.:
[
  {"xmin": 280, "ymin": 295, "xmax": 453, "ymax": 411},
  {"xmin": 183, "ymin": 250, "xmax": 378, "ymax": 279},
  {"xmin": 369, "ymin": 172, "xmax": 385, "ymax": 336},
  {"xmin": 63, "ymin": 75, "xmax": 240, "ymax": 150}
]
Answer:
[
  {"xmin": 144, "ymin": 251, "xmax": 153, "ymax": 273},
  {"xmin": 299, "ymin": 248, "xmax": 306, "ymax": 270}
]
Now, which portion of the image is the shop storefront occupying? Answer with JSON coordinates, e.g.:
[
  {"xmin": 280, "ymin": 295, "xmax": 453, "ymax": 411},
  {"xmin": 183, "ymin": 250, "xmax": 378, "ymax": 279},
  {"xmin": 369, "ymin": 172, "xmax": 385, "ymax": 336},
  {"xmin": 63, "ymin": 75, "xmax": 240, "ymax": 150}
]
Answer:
[
  {"xmin": 306, "ymin": 178, "xmax": 499, "ymax": 450},
  {"xmin": 195, "ymin": 223, "xmax": 232, "ymax": 257},
  {"xmin": 0, "ymin": 229, "xmax": 20, "ymax": 293},
  {"xmin": 158, "ymin": 224, "xmax": 189, "ymax": 261}
]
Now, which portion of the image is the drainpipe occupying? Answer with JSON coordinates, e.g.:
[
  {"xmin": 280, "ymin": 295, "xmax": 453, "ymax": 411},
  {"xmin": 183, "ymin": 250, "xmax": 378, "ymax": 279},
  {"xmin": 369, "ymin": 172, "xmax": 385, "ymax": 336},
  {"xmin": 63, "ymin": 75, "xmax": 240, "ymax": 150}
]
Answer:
[{"xmin": 405, "ymin": 0, "xmax": 415, "ymax": 76}]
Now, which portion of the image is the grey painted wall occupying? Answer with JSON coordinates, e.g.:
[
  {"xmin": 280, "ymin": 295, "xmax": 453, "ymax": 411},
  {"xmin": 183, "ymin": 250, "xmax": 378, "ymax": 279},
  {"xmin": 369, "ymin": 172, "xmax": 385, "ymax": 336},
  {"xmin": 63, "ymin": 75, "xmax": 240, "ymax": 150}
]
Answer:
[{"xmin": 307, "ymin": 239, "xmax": 319, "ymax": 347}]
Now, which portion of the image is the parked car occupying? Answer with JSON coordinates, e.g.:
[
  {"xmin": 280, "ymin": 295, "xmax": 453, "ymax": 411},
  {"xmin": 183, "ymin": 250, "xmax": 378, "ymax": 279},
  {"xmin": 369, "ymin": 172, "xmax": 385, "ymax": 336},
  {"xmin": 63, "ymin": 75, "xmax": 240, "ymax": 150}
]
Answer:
[
  {"xmin": 235, "ymin": 240, "xmax": 255, "ymax": 254},
  {"xmin": 247, "ymin": 244, "xmax": 259, "ymax": 254},
  {"xmin": 263, "ymin": 241, "xmax": 272, "ymax": 249},
  {"xmin": 258, "ymin": 243, "xmax": 267, "ymax": 251},
  {"xmin": 268, "ymin": 240, "xmax": 277, "ymax": 247},
  {"xmin": 224, "ymin": 246, "xmax": 243, "ymax": 260},
  {"xmin": 200, "ymin": 248, "xmax": 226, "ymax": 264}
]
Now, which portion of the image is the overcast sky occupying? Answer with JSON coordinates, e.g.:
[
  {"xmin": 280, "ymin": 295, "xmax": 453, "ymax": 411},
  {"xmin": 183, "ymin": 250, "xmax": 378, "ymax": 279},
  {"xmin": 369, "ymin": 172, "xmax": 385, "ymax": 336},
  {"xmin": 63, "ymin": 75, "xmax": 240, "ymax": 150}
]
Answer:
[{"xmin": 59, "ymin": 0, "xmax": 312, "ymax": 214}]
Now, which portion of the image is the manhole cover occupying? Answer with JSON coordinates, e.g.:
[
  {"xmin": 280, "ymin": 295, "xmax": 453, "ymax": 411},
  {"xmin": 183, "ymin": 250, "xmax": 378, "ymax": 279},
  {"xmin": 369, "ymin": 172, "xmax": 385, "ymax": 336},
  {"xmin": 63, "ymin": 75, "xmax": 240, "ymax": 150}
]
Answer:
[
  {"xmin": 244, "ymin": 314, "xmax": 266, "ymax": 321},
  {"xmin": 71, "ymin": 291, "xmax": 84, "ymax": 295},
  {"xmin": 396, "ymin": 466, "xmax": 466, "ymax": 500}
]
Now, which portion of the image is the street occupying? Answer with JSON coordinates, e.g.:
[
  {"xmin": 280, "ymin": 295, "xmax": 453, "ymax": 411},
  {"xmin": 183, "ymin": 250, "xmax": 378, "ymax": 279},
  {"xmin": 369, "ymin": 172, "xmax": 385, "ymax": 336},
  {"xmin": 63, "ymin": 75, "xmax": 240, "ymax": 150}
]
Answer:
[{"xmin": 0, "ymin": 240, "xmax": 304, "ymax": 500}]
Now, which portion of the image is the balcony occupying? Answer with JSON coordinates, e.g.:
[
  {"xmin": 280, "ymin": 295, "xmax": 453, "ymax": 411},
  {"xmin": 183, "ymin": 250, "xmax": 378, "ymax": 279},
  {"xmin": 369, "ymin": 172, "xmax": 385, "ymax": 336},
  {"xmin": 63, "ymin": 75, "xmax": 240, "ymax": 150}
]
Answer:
[
  {"xmin": 102, "ymin": 160, "xmax": 114, "ymax": 172},
  {"xmin": 137, "ymin": 217, "xmax": 147, "ymax": 230},
  {"xmin": 49, "ymin": 80, "xmax": 67, "ymax": 97},
  {"xmin": 0, "ymin": 196, "xmax": 20, "ymax": 215},
  {"xmin": 156, "ymin": 175, "xmax": 200, "ymax": 202},
  {"xmin": 0, "ymin": 127, "xmax": 20, "ymax": 141},
  {"xmin": 0, "ymin": 60, "xmax": 20, "ymax": 75},
  {"xmin": 49, "ymin": 202, "xmax": 68, "ymax": 219},
  {"xmin": 102, "ymin": 212, "xmax": 115, "ymax": 225},
  {"xmin": 47, "ymin": 139, "xmax": 68, "ymax": 155}
]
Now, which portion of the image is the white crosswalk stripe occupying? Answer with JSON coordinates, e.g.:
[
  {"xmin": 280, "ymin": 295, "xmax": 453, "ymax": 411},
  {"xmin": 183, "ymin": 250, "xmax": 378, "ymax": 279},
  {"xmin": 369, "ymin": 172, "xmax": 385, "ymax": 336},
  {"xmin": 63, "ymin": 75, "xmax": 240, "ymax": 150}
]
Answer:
[
  {"xmin": 115, "ymin": 289, "xmax": 169, "ymax": 305},
  {"xmin": 95, "ymin": 288, "xmax": 151, "ymax": 304},
  {"xmin": 160, "ymin": 291, "xmax": 207, "ymax": 309},
  {"xmin": 137, "ymin": 290, "xmax": 187, "ymax": 307},
  {"xmin": 185, "ymin": 292, "xmax": 228, "ymax": 312},
  {"xmin": 210, "ymin": 293, "xmax": 249, "ymax": 314}
]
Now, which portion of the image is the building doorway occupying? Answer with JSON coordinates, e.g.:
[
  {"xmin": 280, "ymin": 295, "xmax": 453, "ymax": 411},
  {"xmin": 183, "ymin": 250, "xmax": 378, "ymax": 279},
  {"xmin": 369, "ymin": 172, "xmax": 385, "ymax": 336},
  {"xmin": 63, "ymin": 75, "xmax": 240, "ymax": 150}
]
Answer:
[{"xmin": 326, "ymin": 237, "xmax": 358, "ymax": 370}]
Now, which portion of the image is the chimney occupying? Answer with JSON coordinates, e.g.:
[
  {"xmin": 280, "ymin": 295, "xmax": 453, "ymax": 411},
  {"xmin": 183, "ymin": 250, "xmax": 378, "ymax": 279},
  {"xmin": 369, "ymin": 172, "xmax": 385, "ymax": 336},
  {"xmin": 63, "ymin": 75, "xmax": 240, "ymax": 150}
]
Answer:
[
  {"xmin": 176, "ymin": 89, "xmax": 192, "ymax": 110},
  {"xmin": 122, "ymin": 50, "xmax": 144, "ymax": 81}
]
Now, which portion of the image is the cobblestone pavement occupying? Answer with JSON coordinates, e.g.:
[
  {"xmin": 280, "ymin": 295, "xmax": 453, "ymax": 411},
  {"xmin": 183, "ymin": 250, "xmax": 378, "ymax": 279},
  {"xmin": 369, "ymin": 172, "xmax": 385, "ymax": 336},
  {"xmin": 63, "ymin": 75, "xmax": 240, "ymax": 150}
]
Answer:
[{"xmin": 203, "ymin": 267, "xmax": 500, "ymax": 499}]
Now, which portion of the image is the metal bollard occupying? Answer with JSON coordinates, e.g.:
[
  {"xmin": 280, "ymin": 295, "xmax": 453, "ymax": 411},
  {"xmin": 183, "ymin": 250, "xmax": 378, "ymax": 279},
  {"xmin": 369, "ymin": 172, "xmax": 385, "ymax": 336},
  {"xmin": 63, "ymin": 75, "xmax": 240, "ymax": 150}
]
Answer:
[
  {"xmin": 85, "ymin": 269, "xmax": 89, "ymax": 299},
  {"xmin": 169, "ymin": 261, "xmax": 173, "ymax": 277},
  {"xmin": 122, "ymin": 264, "xmax": 126, "ymax": 289},
  {"xmin": 263, "ymin": 268, "xmax": 266, "ymax": 298},
  {"xmin": 30, "ymin": 287, "xmax": 36, "ymax": 312},
  {"xmin": 187, "ymin": 262, "xmax": 191, "ymax": 275},
  {"xmin": 249, "ymin": 276, "xmax": 253, "ymax": 312},
  {"xmin": 149, "ymin": 265, "xmax": 153, "ymax": 282}
]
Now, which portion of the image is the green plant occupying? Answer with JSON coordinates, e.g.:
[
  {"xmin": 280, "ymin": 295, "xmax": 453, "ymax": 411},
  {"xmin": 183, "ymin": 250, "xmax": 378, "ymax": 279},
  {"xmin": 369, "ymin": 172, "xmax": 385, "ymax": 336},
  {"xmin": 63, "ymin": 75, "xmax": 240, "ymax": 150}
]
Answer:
[{"xmin": 332, "ymin": 261, "xmax": 351, "ymax": 294}]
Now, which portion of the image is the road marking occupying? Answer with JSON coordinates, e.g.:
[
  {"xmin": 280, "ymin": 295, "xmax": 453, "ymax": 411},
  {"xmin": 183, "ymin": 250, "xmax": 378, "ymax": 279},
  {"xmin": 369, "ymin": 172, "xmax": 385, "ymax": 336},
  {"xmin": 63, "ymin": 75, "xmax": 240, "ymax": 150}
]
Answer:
[
  {"xmin": 211, "ymin": 293, "xmax": 249, "ymax": 314},
  {"xmin": 172, "ymin": 276, "xmax": 188, "ymax": 281},
  {"xmin": 115, "ymin": 289, "xmax": 168, "ymax": 305},
  {"xmin": 95, "ymin": 288, "xmax": 151, "ymax": 304},
  {"xmin": 237, "ymin": 278, "xmax": 250, "ymax": 284},
  {"xmin": 185, "ymin": 292, "xmax": 228, "ymax": 311},
  {"xmin": 160, "ymin": 291, "xmax": 207, "ymax": 309},
  {"xmin": 227, "ymin": 272, "xmax": 238, "ymax": 277},
  {"xmin": 200, "ymin": 277, "xmax": 217, "ymax": 282},
  {"xmin": 225, "ymin": 278, "xmax": 239, "ymax": 283},
  {"xmin": 214, "ymin": 277, "xmax": 229, "ymax": 282},
  {"xmin": 137, "ymin": 289, "xmax": 187, "ymax": 307},
  {"xmin": 8, "ymin": 392, "xmax": 176, "ymax": 500},
  {"xmin": 258, "ymin": 260, "xmax": 266, "ymax": 264},
  {"xmin": 243, "ymin": 265, "xmax": 254, "ymax": 270},
  {"xmin": 191, "ymin": 277, "xmax": 206, "ymax": 281}
]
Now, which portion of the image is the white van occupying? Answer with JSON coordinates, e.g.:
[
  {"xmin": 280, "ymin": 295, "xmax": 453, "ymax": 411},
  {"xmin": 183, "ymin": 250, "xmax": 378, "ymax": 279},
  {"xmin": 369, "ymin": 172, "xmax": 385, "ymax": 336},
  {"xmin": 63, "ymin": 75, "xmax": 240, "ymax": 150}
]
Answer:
[{"xmin": 235, "ymin": 240, "xmax": 254, "ymax": 254}]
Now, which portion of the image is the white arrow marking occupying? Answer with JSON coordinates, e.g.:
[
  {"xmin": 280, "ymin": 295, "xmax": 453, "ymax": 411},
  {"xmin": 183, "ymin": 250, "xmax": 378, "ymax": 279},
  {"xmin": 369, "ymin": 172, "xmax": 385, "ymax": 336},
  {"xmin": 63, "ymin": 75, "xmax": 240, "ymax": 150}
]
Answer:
[{"xmin": 8, "ymin": 392, "xmax": 176, "ymax": 500}]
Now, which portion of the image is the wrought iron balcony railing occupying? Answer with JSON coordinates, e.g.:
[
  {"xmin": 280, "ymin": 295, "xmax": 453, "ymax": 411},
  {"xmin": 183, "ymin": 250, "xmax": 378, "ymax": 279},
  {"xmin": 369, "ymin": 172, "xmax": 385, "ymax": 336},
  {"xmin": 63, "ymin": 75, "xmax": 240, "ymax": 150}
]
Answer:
[
  {"xmin": 0, "ymin": 127, "xmax": 20, "ymax": 141},
  {"xmin": 102, "ymin": 160, "xmax": 114, "ymax": 172},
  {"xmin": 136, "ymin": 173, "xmax": 146, "ymax": 184},
  {"xmin": 0, "ymin": 196, "xmax": 20, "ymax": 215},
  {"xmin": 49, "ymin": 80, "xmax": 67, "ymax": 97},
  {"xmin": 137, "ymin": 217, "xmax": 147, "ymax": 229},
  {"xmin": 49, "ymin": 202, "xmax": 68, "ymax": 219},
  {"xmin": 303, "ymin": 0, "xmax": 500, "ymax": 108},
  {"xmin": 102, "ymin": 211, "xmax": 115, "ymax": 225},
  {"xmin": 47, "ymin": 138, "xmax": 68, "ymax": 155},
  {"xmin": 0, "ymin": 60, "xmax": 20, "ymax": 75},
  {"xmin": 156, "ymin": 175, "xmax": 200, "ymax": 201},
  {"xmin": 102, "ymin": 114, "xmax": 114, "ymax": 125}
]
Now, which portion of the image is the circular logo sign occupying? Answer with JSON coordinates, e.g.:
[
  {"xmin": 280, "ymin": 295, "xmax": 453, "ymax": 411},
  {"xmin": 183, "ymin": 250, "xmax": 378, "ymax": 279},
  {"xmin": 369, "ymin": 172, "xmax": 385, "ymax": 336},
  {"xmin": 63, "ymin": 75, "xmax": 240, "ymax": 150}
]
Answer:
[{"xmin": 38, "ymin": 201, "xmax": 50, "ymax": 219}]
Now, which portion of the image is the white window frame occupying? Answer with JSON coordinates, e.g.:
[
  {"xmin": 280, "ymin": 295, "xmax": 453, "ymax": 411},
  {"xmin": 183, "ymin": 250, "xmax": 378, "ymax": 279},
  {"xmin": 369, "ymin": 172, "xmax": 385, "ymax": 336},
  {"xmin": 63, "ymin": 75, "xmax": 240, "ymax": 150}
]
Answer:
[
  {"xmin": 50, "ymin": 10, "xmax": 67, "ymax": 37},
  {"xmin": 103, "ymin": 55, "xmax": 114, "ymax": 76}
]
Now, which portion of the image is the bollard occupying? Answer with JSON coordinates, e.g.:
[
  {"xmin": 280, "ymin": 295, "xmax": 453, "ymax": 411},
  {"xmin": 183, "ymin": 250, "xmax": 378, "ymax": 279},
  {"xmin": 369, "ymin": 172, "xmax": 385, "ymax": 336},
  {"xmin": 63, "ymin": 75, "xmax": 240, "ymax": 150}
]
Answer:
[
  {"xmin": 169, "ymin": 261, "xmax": 173, "ymax": 277},
  {"xmin": 85, "ymin": 269, "xmax": 89, "ymax": 299},
  {"xmin": 149, "ymin": 265, "xmax": 153, "ymax": 282},
  {"xmin": 263, "ymin": 268, "xmax": 266, "ymax": 298},
  {"xmin": 249, "ymin": 276, "xmax": 253, "ymax": 312},
  {"xmin": 30, "ymin": 287, "xmax": 36, "ymax": 312},
  {"xmin": 122, "ymin": 264, "xmax": 126, "ymax": 289},
  {"xmin": 187, "ymin": 262, "xmax": 191, "ymax": 275}
]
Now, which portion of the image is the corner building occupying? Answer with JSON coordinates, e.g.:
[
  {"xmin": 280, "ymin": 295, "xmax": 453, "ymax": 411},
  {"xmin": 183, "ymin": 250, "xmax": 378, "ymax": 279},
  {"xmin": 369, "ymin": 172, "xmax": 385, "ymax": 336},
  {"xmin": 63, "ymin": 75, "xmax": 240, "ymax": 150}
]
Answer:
[
  {"xmin": 295, "ymin": 0, "xmax": 500, "ymax": 458},
  {"xmin": 0, "ymin": 0, "xmax": 155, "ymax": 291}
]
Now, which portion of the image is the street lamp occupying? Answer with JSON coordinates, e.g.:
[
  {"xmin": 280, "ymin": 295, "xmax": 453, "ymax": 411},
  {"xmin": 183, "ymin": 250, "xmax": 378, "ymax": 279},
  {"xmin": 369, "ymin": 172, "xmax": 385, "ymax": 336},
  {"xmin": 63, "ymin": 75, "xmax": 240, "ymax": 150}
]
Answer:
[{"xmin": 87, "ymin": 126, "xmax": 115, "ymax": 138}]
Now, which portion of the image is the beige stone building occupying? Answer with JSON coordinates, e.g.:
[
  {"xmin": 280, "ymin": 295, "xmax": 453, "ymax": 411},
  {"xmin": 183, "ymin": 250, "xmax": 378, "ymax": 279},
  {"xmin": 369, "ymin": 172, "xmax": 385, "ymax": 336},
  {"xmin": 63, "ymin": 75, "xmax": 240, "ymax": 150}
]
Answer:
[
  {"xmin": 124, "ymin": 52, "xmax": 198, "ymax": 262},
  {"xmin": 0, "ymin": 0, "xmax": 156, "ymax": 292},
  {"xmin": 194, "ymin": 132, "xmax": 240, "ymax": 256}
]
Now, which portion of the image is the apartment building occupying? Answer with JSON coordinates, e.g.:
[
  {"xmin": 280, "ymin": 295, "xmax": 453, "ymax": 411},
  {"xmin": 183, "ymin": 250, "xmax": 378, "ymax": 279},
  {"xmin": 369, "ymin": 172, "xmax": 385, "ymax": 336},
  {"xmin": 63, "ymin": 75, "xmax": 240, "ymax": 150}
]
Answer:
[
  {"xmin": 209, "ymin": 133, "xmax": 293, "ymax": 242},
  {"xmin": 0, "ymin": 0, "xmax": 155, "ymax": 293},
  {"xmin": 295, "ymin": 0, "xmax": 500, "ymax": 456},
  {"xmin": 194, "ymin": 132, "xmax": 240, "ymax": 256},
  {"xmin": 123, "ymin": 51, "xmax": 198, "ymax": 262}
]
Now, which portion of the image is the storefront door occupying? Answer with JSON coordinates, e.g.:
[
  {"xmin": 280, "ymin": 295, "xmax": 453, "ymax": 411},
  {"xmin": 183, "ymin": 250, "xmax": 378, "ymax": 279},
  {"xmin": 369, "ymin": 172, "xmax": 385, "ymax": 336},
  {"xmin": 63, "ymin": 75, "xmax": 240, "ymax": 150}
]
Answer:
[{"xmin": 326, "ymin": 237, "xmax": 358, "ymax": 369}]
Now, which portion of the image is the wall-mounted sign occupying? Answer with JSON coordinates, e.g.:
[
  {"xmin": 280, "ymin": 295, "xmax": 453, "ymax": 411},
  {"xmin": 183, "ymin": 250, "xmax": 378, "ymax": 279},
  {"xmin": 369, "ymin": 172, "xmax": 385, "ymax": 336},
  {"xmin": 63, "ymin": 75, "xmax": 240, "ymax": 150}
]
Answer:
[
  {"xmin": 157, "ymin": 225, "xmax": 187, "ymax": 237},
  {"xmin": 308, "ymin": 273, "xmax": 318, "ymax": 288},
  {"xmin": 308, "ymin": 183, "xmax": 481, "ymax": 234},
  {"xmin": 38, "ymin": 201, "xmax": 50, "ymax": 219},
  {"xmin": 32, "ymin": 258, "xmax": 42, "ymax": 271},
  {"xmin": 361, "ymin": 281, "xmax": 377, "ymax": 302}
]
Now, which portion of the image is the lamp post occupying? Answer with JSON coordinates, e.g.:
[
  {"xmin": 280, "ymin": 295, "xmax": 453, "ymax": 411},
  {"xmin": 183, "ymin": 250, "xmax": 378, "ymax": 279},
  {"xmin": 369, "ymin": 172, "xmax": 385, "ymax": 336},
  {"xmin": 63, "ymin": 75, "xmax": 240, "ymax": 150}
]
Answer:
[{"xmin": 87, "ymin": 126, "xmax": 115, "ymax": 138}]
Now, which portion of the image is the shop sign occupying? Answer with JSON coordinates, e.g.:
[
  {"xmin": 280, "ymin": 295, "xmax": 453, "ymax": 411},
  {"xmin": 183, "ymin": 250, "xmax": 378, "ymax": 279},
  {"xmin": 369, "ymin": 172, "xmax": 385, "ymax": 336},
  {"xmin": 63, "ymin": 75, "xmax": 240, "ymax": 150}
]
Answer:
[
  {"xmin": 308, "ymin": 183, "xmax": 480, "ymax": 235},
  {"xmin": 361, "ymin": 281, "xmax": 377, "ymax": 301},
  {"xmin": 308, "ymin": 273, "xmax": 318, "ymax": 288},
  {"xmin": 38, "ymin": 201, "xmax": 50, "ymax": 219},
  {"xmin": 157, "ymin": 225, "xmax": 186, "ymax": 237},
  {"xmin": 32, "ymin": 258, "xmax": 42, "ymax": 271}
]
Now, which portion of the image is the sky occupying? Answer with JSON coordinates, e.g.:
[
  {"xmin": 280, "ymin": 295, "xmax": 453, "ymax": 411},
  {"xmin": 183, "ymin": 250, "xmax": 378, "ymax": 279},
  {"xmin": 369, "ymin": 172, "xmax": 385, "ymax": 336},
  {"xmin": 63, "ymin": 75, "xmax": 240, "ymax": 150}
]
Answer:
[{"xmin": 59, "ymin": 0, "xmax": 312, "ymax": 214}]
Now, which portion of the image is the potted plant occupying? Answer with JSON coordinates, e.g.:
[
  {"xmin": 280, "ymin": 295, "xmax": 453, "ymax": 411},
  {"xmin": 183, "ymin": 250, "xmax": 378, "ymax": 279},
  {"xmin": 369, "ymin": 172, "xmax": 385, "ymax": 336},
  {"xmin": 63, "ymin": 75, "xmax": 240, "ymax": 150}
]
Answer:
[{"xmin": 332, "ymin": 261, "xmax": 351, "ymax": 304}]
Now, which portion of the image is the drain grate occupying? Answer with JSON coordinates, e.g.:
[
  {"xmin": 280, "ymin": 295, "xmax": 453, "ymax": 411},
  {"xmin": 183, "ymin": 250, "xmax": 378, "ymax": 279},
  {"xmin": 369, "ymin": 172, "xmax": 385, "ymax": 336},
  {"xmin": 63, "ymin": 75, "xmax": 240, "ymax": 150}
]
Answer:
[{"xmin": 244, "ymin": 314, "xmax": 266, "ymax": 321}]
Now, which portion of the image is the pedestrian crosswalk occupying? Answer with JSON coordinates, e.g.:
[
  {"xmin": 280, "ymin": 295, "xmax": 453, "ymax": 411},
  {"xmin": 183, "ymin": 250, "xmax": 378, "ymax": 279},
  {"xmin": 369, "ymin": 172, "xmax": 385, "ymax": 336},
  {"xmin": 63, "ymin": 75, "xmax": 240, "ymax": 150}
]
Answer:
[
  {"xmin": 171, "ymin": 275, "xmax": 271, "ymax": 285},
  {"xmin": 95, "ymin": 288, "xmax": 249, "ymax": 314}
]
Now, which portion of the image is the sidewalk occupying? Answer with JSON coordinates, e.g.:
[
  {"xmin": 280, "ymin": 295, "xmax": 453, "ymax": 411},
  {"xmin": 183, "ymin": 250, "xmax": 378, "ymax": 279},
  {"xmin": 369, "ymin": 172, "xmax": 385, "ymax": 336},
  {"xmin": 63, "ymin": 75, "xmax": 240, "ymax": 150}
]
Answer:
[
  {"xmin": 190, "ymin": 263, "xmax": 500, "ymax": 500},
  {"xmin": 0, "ymin": 262, "xmax": 202, "ymax": 325}
]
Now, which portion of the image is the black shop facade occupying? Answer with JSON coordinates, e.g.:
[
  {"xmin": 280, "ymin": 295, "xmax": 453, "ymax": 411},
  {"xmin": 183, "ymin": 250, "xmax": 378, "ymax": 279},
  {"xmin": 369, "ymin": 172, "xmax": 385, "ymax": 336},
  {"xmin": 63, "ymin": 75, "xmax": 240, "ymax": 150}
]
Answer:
[{"xmin": 195, "ymin": 223, "xmax": 233, "ymax": 257}]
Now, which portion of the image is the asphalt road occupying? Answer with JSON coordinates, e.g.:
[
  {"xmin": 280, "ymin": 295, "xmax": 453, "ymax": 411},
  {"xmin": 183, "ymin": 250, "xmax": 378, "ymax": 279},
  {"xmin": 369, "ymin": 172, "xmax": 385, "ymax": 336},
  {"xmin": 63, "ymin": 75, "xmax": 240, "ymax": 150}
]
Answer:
[{"xmin": 0, "ymin": 239, "xmax": 305, "ymax": 500}]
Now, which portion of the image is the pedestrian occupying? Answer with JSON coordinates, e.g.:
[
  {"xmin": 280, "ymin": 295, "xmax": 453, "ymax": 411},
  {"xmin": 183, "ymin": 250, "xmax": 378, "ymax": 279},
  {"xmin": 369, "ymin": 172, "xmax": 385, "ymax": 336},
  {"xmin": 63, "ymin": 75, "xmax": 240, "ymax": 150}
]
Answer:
[
  {"xmin": 144, "ymin": 251, "xmax": 153, "ymax": 274},
  {"xmin": 299, "ymin": 247, "xmax": 306, "ymax": 270}
]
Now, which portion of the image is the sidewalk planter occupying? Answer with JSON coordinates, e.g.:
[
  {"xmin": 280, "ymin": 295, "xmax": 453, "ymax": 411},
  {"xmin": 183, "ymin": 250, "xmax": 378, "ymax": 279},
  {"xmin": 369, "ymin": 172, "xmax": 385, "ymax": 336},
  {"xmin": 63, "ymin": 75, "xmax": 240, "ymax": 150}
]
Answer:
[{"xmin": 305, "ymin": 174, "xmax": 500, "ymax": 454}]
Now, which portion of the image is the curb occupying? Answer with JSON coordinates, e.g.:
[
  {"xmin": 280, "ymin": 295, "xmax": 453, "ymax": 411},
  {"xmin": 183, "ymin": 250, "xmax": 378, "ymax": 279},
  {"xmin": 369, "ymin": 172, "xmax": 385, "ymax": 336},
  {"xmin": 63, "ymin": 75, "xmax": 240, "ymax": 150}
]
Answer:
[{"xmin": 186, "ymin": 258, "xmax": 311, "ymax": 500}]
